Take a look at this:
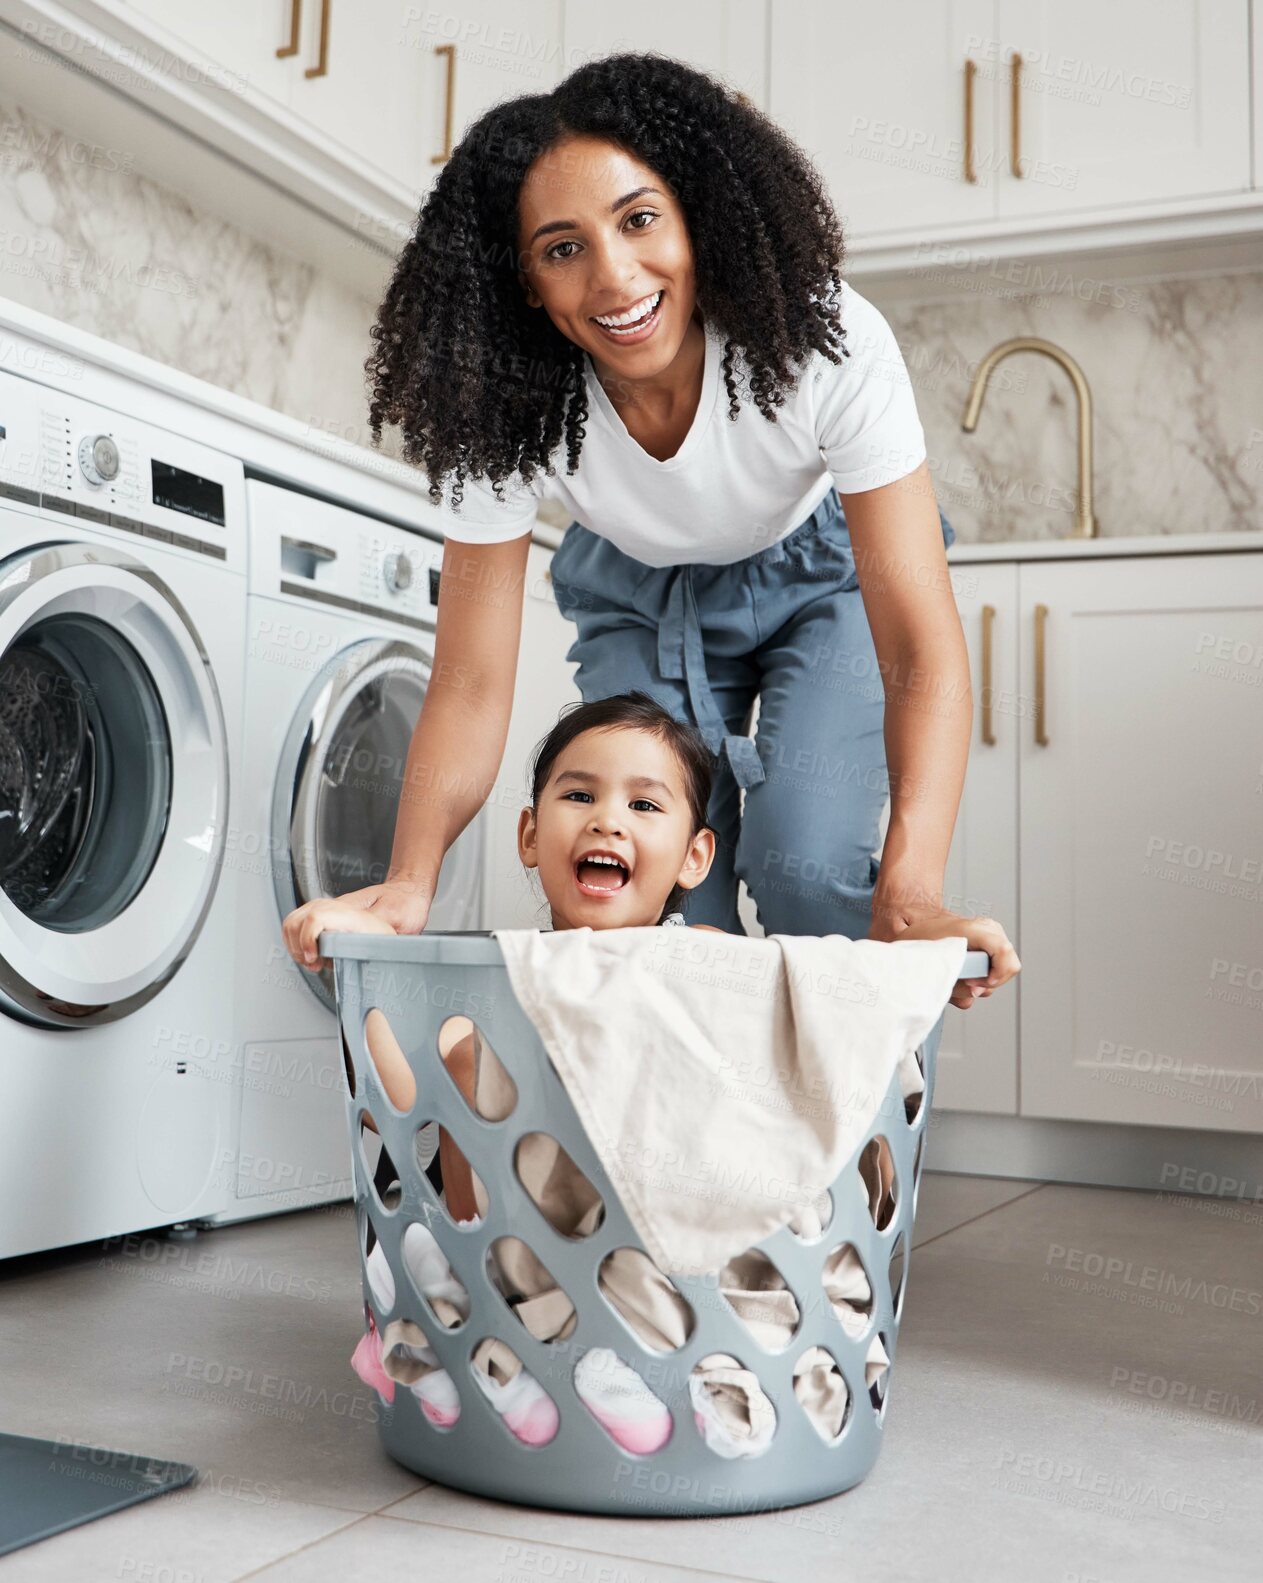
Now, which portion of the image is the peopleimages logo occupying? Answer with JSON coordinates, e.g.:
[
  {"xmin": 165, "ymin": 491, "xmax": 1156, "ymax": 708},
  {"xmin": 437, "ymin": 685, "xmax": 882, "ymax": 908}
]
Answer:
[{"xmin": 1045, "ymin": 1244, "xmax": 1262, "ymax": 1314}]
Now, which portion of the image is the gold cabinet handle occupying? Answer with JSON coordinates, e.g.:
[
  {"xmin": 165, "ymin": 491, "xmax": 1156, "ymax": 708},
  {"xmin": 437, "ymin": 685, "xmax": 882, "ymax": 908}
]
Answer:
[
  {"xmin": 304, "ymin": 0, "xmax": 330, "ymax": 78},
  {"xmin": 1034, "ymin": 602, "xmax": 1049, "ymax": 745},
  {"xmin": 981, "ymin": 603, "xmax": 996, "ymax": 744},
  {"xmin": 963, "ymin": 58, "xmax": 977, "ymax": 184},
  {"xmin": 1010, "ymin": 50, "xmax": 1023, "ymax": 178},
  {"xmin": 277, "ymin": 0, "xmax": 302, "ymax": 58},
  {"xmin": 432, "ymin": 44, "xmax": 457, "ymax": 163}
]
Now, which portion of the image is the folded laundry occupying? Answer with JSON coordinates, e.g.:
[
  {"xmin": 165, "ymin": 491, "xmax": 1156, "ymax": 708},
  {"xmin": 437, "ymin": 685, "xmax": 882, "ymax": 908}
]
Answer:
[{"xmin": 492, "ymin": 927, "xmax": 966, "ymax": 1276}]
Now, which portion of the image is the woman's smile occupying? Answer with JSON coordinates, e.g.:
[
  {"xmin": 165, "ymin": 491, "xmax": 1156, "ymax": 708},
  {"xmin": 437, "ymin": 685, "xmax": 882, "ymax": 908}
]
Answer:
[{"xmin": 590, "ymin": 288, "xmax": 665, "ymax": 346}]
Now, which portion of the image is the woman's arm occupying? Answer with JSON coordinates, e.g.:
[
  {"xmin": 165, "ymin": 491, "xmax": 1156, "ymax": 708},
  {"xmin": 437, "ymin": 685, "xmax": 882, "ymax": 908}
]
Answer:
[
  {"xmin": 838, "ymin": 461, "xmax": 973, "ymax": 936},
  {"xmin": 282, "ymin": 530, "xmax": 533, "ymax": 968},
  {"xmin": 386, "ymin": 530, "xmax": 533, "ymax": 892}
]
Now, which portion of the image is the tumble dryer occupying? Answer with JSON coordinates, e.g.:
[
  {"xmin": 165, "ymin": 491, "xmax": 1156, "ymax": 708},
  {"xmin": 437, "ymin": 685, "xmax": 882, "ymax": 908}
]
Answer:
[
  {"xmin": 212, "ymin": 480, "xmax": 484, "ymax": 1225},
  {"xmin": 0, "ymin": 365, "xmax": 245, "ymax": 1259}
]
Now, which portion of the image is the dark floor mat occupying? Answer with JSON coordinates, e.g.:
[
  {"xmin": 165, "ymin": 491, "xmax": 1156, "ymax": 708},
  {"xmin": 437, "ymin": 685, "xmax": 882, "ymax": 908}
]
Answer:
[{"xmin": 0, "ymin": 1432, "xmax": 196, "ymax": 1556}]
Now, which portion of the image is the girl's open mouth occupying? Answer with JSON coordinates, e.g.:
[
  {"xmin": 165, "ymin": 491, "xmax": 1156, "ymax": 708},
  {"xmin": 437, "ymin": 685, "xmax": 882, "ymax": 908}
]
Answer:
[
  {"xmin": 590, "ymin": 289, "xmax": 664, "ymax": 346},
  {"xmin": 574, "ymin": 856, "xmax": 631, "ymax": 897}
]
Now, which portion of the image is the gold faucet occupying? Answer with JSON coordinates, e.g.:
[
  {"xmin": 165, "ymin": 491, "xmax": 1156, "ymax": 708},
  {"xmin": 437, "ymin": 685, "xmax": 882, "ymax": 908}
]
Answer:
[{"xmin": 961, "ymin": 336, "xmax": 1098, "ymax": 538}]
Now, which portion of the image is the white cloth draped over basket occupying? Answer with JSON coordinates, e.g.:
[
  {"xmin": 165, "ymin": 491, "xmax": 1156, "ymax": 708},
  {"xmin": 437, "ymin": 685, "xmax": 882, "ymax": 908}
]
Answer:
[{"xmin": 491, "ymin": 926, "xmax": 969, "ymax": 1278}]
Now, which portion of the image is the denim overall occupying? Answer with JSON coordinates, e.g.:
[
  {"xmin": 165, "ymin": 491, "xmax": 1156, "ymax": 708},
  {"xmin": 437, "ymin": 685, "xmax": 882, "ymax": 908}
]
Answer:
[{"xmin": 548, "ymin": 490, "xmax": 956, "ymax": 939}]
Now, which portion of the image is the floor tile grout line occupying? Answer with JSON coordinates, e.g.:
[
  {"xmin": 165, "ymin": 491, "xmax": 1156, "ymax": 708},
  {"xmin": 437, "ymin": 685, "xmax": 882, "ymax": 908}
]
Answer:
[
  {"xmin": 227, "ymin": 1510, "xmax": 374, "ymax": 1583},
  {"xmin": 374, "ymin": 1510, "xmax": 785, "ymax": 1582},
  {"xmin": 913, "ymin": 1182, "xmax": 1050, "ymax": 1251}
]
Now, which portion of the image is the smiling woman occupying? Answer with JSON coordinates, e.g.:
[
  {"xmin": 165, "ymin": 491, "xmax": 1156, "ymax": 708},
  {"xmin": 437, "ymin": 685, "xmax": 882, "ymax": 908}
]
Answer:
[{"xmin": 281, "ymin": 51, "xmax": 1020, "ymax": 1009}]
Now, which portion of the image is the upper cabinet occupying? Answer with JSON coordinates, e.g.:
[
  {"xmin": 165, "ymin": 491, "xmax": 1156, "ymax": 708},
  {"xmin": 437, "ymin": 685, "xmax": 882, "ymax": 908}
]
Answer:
[
  {"xmin": 4, "ymin": 0, "xmax": 1260, "ymax": 285},
  {"xmin": 770, "ymin": 1, "xmax": 1000, "ymax": 236},
  {"xmin": 988, "ymin": 0, "xmax": 1251, "ymax": 220},
  {"xmin": 120, "ymin": 0, "xmax": 564, "ymax": 202},
  {"xmin": 770, "ymin": 0, "xmax": 1254, "ymax": 254},
  {"xmin": 564, "ymin": 0, "xmax": 768, "ymax": 106}
]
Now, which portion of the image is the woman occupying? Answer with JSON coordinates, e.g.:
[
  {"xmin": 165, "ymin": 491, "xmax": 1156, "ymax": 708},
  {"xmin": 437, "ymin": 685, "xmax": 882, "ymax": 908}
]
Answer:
[{"xmin": 282, "ymin": 52, "xmax": 1019, "ymax": 1009}]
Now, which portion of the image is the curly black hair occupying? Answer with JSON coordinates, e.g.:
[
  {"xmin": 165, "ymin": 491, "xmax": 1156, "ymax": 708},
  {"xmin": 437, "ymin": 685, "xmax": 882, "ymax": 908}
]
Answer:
[{"xmin": 365, "ymin": 51, "xmax": 849, "ymax": 513}]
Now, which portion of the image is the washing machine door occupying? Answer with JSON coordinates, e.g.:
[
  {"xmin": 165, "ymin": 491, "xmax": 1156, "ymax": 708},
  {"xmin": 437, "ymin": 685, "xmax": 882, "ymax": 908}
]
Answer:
[
  {"xmin": 275, "ymin": 637, "xmax": 483, "ymax": 1009},
  {"xmin": 0, "ymin": 540, "xmax": 228, "ymax": 1028}
]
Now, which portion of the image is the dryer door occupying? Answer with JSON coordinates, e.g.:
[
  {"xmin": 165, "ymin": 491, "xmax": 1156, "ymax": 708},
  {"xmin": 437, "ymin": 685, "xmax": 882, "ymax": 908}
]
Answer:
[
  {"xmin": 275, "ymin": 637, "xmax": 483, "ymax": 1009},
  {"xmin": 0, "ymin": 540, "xmax": 228, "ymax": 1027}
]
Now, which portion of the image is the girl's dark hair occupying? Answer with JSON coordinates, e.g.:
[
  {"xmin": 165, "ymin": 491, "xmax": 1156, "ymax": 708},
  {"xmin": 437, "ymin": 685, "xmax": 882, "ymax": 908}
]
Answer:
[
  {"xmin": 365, "ymin": 51, "xmax": 848, "ymax": 511},
  {"xmin": 530, "ymin": 691, "xmax": 716, "ymax": 921}
]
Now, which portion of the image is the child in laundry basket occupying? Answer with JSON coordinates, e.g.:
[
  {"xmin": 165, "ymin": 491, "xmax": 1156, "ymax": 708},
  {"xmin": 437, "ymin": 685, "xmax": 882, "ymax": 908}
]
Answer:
[{"xmin": 351, "ymin": 691, "xmax": 1012, "ymax": 1458}]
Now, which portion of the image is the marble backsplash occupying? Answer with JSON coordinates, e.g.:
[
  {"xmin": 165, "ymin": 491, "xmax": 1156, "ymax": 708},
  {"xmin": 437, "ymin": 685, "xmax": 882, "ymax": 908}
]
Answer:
[{"xmin": 0, "ymin": 89, "xmax": 1259, "ymax": 543}]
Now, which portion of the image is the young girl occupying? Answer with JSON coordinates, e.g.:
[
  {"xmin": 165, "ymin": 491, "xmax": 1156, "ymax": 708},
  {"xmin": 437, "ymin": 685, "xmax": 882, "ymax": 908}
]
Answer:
[
  {"xmin": 283, "ymin": 50, "xmax": 1022, "ymax": 1003},
  {"xmin": 353, "ymin": 693, "xmax": 1016, "ymax": 1458}
]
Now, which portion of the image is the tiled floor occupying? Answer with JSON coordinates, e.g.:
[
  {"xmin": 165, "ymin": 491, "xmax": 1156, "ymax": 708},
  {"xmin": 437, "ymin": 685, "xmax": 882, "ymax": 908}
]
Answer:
[{"xmin": 3, "ymin": 1167, "xmax": 1259, "ymax": 1582}]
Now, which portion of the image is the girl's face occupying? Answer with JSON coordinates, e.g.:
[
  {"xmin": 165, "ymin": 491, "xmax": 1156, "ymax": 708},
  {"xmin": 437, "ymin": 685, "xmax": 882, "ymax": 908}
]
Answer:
[
  {"xmin": 516, "ymin": 134, "xmax": 699, "ymax": 383},
  {"xmin": 518, "ymin": 725, "xmax": 715, "ymax": 931}
]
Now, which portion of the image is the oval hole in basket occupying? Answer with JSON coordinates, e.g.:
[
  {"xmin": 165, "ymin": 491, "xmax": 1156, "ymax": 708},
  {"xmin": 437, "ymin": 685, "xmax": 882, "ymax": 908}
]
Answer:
[
  {"xmin": 857, "ymin": 1134, "xmax": 898, "ymax": 1232},
  {"xmin": 574, "ymin": 1348, "xmax": 673, "ymax": 1454},
  {"xmin": 888, "ymin": 1232, "xmax": 906, "ymax": 1320},
  {"xmin": 787, "ymin": 1188, "xmax": 833, "ymax": 1243},
  {"xmin": 821, "ymin": 1240, "xmax": 874, "ymax": 1340},
  {"xmin": 514, "ymin": 1132, "xmax": 605, "ymax": 1239},
  {"xmin": 363, "ymin": 1007, "xmax": 416, "ymax": 1115},
  {"xmin": 340, "ymin": 1027, "xmax": 356, "ymax": 1099},
  {"xmin": 415, "ymin": 1117, "xmax": 488, "ymax": 1228},
  {"xmin": 689, "ymin": 1352, "xmax": 776, "ymax": 1459},
  {"xmin": 360, "ymin": 1113, "xmax": 401, "ymax": 1211},
  {"xmin": 793, "ymin": 1346, "xmax": 852, "ymax": 1445},
  {"xmin": 903, "ymin": 1043, "xmax": 927, "ymax": 1129},
  {"xmin": 401, "ymin": 1221, "xmax": 469, "ymax": 1331},
  {"xmin": 360, "ymin": 1207, "xmax": 394, "ymax": 1312},
  {"xmin": 469, "ymin": 1336, "xmax": 559, "ymax": 1447},
  {"xmin": 719, "ymin": 1248, "xmax": 799, "ymax": 1353},
  {"xmin": 597, "ymin": 1247, "xmax": 695, "ymax": 1353},
  {"xmin": 869, "ymin": 1330, "xmax": 892, "ymax": 1420},
  {"xmin": 486, "ymin": 1237, "xmax": 576, "ymax": 1345},
  {"xmin": 437, "ymin": 1016, "xmax": 517, "ymax": 1121},
  {"xmin": 380, "ymin": 1316, "xmax": 461, "ymax": 1429}
]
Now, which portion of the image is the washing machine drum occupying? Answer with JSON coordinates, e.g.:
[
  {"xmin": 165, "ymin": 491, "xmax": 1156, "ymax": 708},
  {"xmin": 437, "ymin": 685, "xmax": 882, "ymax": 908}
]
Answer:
[
  {"xmin": 278, "ymin": 637, "xmax": 483, "ymax": 1010},
  {"xmin": 0, "ymin": 621, "xmax": 170, "ymax": 928},
  {"xmin": 0, "ymin": 542, "xmax": 228, "ymax": 1027}
]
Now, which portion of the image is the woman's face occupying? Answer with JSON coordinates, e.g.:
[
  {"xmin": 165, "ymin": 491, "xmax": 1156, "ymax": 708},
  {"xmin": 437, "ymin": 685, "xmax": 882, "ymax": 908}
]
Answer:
[
  {"xmin": 519, "ymin": 725, "xmax": 714, "ymax": 931},
  {"xmin": 516, "ymin": 134, "xmax": 698, "ymax": 380}
]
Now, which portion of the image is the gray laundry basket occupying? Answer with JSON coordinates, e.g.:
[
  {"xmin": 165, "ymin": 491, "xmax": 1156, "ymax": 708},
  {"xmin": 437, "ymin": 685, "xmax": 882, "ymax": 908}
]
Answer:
[{"xmin": 324, "ymin": 930, "xmax": 987, "ymax": 1518}]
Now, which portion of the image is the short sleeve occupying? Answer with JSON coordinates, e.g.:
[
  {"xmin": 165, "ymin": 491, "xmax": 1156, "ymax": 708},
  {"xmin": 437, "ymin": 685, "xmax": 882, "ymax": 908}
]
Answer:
[
  {"xmin": 814, "ymin": 284, "xmax": 927, "ymax": 494},
  {"xmin": 434, "ymin": 465, "xmax": 540, "ymax": 544}
]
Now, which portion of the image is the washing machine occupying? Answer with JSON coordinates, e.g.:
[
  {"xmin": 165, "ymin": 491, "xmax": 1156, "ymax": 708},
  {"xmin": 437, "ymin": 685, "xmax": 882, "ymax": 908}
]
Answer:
[
  {"xmin": 211, "ymin": 479, "xmax": 484, "ymax": 1225},
  {"xmin": 0, "ymin": 366, "xmax": 246, "ymax": 1260}
]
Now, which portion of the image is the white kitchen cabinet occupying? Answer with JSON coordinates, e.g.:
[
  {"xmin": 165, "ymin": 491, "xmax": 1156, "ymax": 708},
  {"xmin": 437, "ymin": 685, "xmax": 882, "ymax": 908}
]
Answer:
[
  {"xmin": 481, "ymin": 539, "xmax": 582, "ymax": 930},
  {"xmin": 11, "ymin": 0, "xmax": 1263, "ymax": 280},
  {"xmin": 120, "ymin": 0, "xmax": 564, "ymax": 200},
  {"xmin": 991, "ymin": 0, "xmax": 1251, "ymax": 221},
  {"xmin": 121, "ymin": 0, "xmax": 296, "ymax": 106},
  {"xmin": 770, "ymin": 0, "xmax": 1253, "ymax": 247},
  {"xmin": 564, "ymin": 0, "xmax": 768, "ymax": 107},
  {"xmin": 293, "ymin": 0, "xmax": 565, "ymax": 197},
  {"xmin": 770, "ymin": 0, "xmax": 1000, "ymax": 236},
  {"xmin": 1017, "ymin": 552, "xmax": 1263, "ymax": 1133},
  {"xmin": 937, "ymin": 560, "xmax": 1021, "ymax": 1114}
]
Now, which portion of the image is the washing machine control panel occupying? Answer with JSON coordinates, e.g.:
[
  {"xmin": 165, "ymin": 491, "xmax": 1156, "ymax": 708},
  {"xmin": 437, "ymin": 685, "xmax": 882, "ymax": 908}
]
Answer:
[
  {"xmin": 0, "ymin": 367, "xmax": 247, "ymax": 573},
  {"xmin": 382, "ymin": 547, "xmax": 414, "ymax": 595},
  {"xmin": 248, "ymin": 478, "xmax": 443, "ymax": 631},
  {"xmin": 77, "ymin": 432, "xmax": 121, "ymax": 486}
]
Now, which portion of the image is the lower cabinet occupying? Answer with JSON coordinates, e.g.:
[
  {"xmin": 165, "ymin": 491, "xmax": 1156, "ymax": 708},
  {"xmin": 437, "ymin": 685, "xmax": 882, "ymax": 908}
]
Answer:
[{"xmin": 940, "ymin": 549, "xmax": 1263, "ymax": 1137}]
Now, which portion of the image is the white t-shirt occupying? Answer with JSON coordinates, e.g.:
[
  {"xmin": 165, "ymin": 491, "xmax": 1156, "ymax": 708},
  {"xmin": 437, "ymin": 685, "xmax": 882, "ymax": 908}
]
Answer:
[{"xmin": 435, "ymin": 281, "xmax": 926, "ymax": 568}]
